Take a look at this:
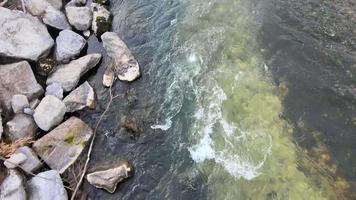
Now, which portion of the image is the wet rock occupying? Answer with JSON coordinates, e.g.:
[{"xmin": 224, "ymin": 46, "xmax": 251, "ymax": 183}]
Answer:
[
  {"xmin": 34, "ymin": 95, "xmax": 66, "ymax": 131},
  {"xmin": 15, "ymin": 146, "xmax": 42, "ymax": 172},
  {"xmin": 43, "ymin": 6, "xmax": 71, "ymax": 30},
  {"xmin": 0, "ymin": 61, "xmax": 43, "ymax": 116},
  {"xmin": 66, "ymin": 6, "xmax": 93, "ymax": 31},
  {"xmin": 0, "ymin": 8, "xmax": 54, "ymax": 61},
  {"xmin": 0, "ymin": 170, "xmax": 26, "ymax": 200},
  {"xmin": 55, "ymin": 30, "xmax": 87, "ymax": 63},
  {"xmin": 91, "ymin": 3, "xmax": 111, "ymax": 36},
  {"xmin": 46, "ymin": 83, "xmax": 64, "ymax": 100},
  {"xmin": 37, "ymin": 58, "xmax": 56, "ymax": 76},
  {"xmin": 101, "ymin": 32, "xmax": 140, "ymax": 82},
  {"xmin": 63, "ymin": 82, "xmax": 96, "ymax": 112},
  {"xmin": 27, "ymin": 170, "xmax": 68, "ymax": 200},
  {"xmin": 33, "ymin": 117, "xmax": 93, "ymax": 173},
  {"xmin": 102, "ymin": 67, "xmax": 115, "ymax": 87},
  {"xmin": 47, "ymin": 54, "xmax": 102, "ymax": 92},
  {"xmin": 6, "ymin": 114, "xmax": 38, "ymax": 141},
  {"xmin": 4, "ymin": 153, "xmax": 27, "ymax": 169},
  {"xmin": 86, "ymin": 161, "xmax": 133, "ymax": 193},
  {"xmin": 11, "ymin": 94, "xmax": 29, "ymax": 114}
]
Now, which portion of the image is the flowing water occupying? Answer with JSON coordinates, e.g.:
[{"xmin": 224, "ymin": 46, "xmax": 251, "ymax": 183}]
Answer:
[{"xmin": 83, "ymin": 0, "xmax": 355, "ymax": 199}]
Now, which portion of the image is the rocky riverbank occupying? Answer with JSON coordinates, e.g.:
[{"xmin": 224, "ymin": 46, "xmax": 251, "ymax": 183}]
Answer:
[{"xmin": 0, "ymin": 0, "xmax": 139, "ymax": 199}]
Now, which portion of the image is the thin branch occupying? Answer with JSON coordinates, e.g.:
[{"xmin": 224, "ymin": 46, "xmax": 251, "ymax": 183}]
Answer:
[{"xmin": 71, "ymin": 86, "xmax": 118, "ymax": 200}]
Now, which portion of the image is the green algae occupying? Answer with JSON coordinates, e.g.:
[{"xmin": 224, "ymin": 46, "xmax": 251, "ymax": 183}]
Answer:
[{"xmin": 182, "ymin": 0, "xmax": 339, "ymax": 199}]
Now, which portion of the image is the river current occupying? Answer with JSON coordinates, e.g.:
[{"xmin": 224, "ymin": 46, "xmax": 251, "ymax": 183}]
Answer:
[{"xmin": 82, "ymin": 0, "xmax": 354, "ymax": 199}]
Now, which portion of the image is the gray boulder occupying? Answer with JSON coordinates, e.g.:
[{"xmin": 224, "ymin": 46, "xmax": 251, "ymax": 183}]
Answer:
[
  {"xmin": 33, "ymin": 117, "xmax": 93, "ymax": 174},
  {"xmin": 91, "ymin": 3, "xmax": 111, "ymax": 36},
  {"xmin": 11, "ymin": 94, "xmax": 29, "ymax": 114},
  {"xmin": 101, "ymin": 32, "xmax": 140, "ymax": 82},
  {"xmin": 63, "ymin": 81, "xmax": 96, "ymax": 113},
  {"xmin": 66, "ymin": 6, "xmax": 93, "ymax": 31},
  {"xmin": 46, "ymin": 0, "xmax": 62, "ymax": 9},
  {"xmin": 66, "ymin": 0, "xmax": 87, "ymax": 7},
  {"xmin": 47, "ymin": 54, "xmax": 102, "ymax": 92},
  {"xmin": 15, "ymin": 146, "xmax": 42, "ymax": 172},
  {"xmin": 24, "ymin": 0, "xmax": 62, "ymax": 16},
  {"xmin": 0, "ymin": 61, "xmax": 43, "ymax": 115},
  {"xmin": 27, "ymin": 170, "xmax": 68, "ymax": 200},
  {"xmin": 0, "ymin": 7, "xmax": 54, "ymax": 61},
  {"xmin": 4, "ymin": 153, "xmax": 27, "ymax": 169},
  {"xmin": 102, "ymin": 67, "xmax": 115, "ymax": 87},
  {"xmin": 6, "ymin": 114, "xmax": 38, "ymax": 141},
  {"xmin": 34, "ymin": 95, "xmax": 66, "ymax": 131},
  {"xmin": 43, "ymin": 6, "xmax": 71, "ymax": 30},
  {"xmin": 55, "ymin": 30, "xmax": 86, "ymax": 63},
  {"xmin": 86, "ymin": 161, "xmax": 133, "ymax": 193},
  {"xmin": 0, "ymin": 170, "xmax": 26, "ymax": 200},
  {"xmin": 46, "ymin": 83, "xmax": 64, "ymax": 100}
]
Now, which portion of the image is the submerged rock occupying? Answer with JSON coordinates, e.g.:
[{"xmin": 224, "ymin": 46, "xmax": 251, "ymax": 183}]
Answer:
[
  {"xmin": 4, "ymin": 153, "xmax": 27, "ymax": 169},
  {"xmin": 43, "ymin": 6, "xmax": 71, "ymax": 30},
  {"xmin": 86, "ymin": 161, "xmax": 133, "ymax": 193},
  {"xmin": 34, "ymin": 95, "xmax": 66, "ymax": 131},
  {"xmin": 0, "ymin": 170, "xmax": 26, "ymax": 200},
  {"xmin": 66, "ymin": 6, "xmax": 93, "ymax": 31},
  {"xmin": 91, "ymin": 3, "xmax": 111, "ymax": 36},
  {"xmin": 33, "ymin": 117, "xmax": 93, "ymax": 173},
  {"xmin": 47, "ymin": 54, "xmax": 102, "ymax": 92},
  {"xmin": 101, "ymin": 32, "xmax": 140, "ymax": 82},
  {"xmin": 15, "ymin": 146, "xmax": 42, "ymax": 172},
  {"xmin": 6, "ymin": 114, "xmax": 38, "ymax": 141},
  {"xmin": 0, "ymin": 61, "xmax": 43, "ymax": 115},
  {"xmin": 55, "ymin": 30, "xmax": 87, "ymax": 63},
  {"xmin": 27, "ymin": 170, "xmax": 68, "ymax": 200},
  {"xmin": 0, "ymin": 7, "xmax": 54, "ymax": 61},
  {"xmin": 46, "ymin": 83, "xmax": 64, "ymax": 100},
  {"xmin": 63, "ymin": 81, "xmax": 96, "ymax": 112},
  {"xmin": 11, "ymin": 94, "xmax": 29, "ymax": 114}
]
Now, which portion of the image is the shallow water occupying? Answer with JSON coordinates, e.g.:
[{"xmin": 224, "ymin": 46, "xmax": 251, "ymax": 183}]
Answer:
[{"xmin": 82, "ymin": 0, "xmax": 355, "ymax": 199}]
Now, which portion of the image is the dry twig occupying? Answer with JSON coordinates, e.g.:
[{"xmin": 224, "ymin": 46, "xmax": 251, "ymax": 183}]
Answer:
[
  {"xmin": 71, "ymin": 86, "xmax": 119, "ymax": 199},
  {"xmin": 0, "ymin": 137, "xmax": 33, "ymax": 158}
]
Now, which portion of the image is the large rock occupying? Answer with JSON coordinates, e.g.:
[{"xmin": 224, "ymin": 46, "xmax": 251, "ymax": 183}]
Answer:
[
  {"xmin": 86, "ymin": 161, "xmax": 133, "ymax": 193},
  {"xmin": 63, "ymin": 81, "xmax": 96, "ymax": 112},
  {"xmin": 65, "ymin": 6, "xmax": 93, "ymax": 31},
  {"xmin": 91, "ymin": 3, "xmax": 111, "ymax": 36},
  {"xmin": 27, "ymin": 170, "xmax": 67, "ymax": 200},
  {"xmin": 101, "ymin": 32, "xmax": 140, "ymax": 82},
  {"xmin": 33, "ymin": 95, "xmax": 66, "ymax": 131},
  {"xmin": 43, "ymin": 6, "xmax": 71, "ymax": 30},
  {"xmin": 47, "ymin": 54, "xmax": 102, "ymax": 92},
  {"xmin": 33, "ymin": 117, "xmax": 93, "ymax": 173},
  {"xmin": 11, "ymin": 94, "xmax": 29, "ymax": 114},
  {"xmin": 15, "ymin": 146, "xmax": 42, "ymax": 172},
  {"xmin": 24, "ymin": 0, "xmax": 62, "ymax": 16},
  {"xmin": 0, "ymin": 61, "xmax": 43, "ymax": 115},
  {"xmin": 0, "ymin": 170, "xmax": 26, "ymax": 200},
  {"xmin": 6, "ymin": 114, "xmax": 38, "ymax": 141},
  {"xmin": 55, "ymin": 30, "xmax": 86, "ymax": 63},
  {"xmin": 0, "ymin": 8, "xmax": 54, "ymax": 61}
]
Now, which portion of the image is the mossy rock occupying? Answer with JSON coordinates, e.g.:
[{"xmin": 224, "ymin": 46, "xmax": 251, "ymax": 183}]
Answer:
[
  {"xmin": 95, "ymin": 16, "xmax": 112, "ymax": 36},
  {"xmin": 36, "ymin": 58, "xmax": 56, "ymax": 76}
]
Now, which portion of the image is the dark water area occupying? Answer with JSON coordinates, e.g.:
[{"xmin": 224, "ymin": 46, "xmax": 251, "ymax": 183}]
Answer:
[
  {"xmin": 79, "ymin": 0, "xmax": 356, "ymax": 199},
  {"xmin": 257, "ymin": 0, "xmax": 356, "ymax": 198}
]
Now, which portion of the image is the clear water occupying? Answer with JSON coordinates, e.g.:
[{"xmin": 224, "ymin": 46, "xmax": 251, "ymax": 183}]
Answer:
[{"xmin": 85, "ymin": 0, "xmax": 351, "ymax": 199}]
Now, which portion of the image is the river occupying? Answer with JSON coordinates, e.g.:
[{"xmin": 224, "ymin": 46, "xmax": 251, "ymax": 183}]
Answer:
[{"xmin": 82, "ymin": 0, "xmax": 356, "ymax": 199}]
